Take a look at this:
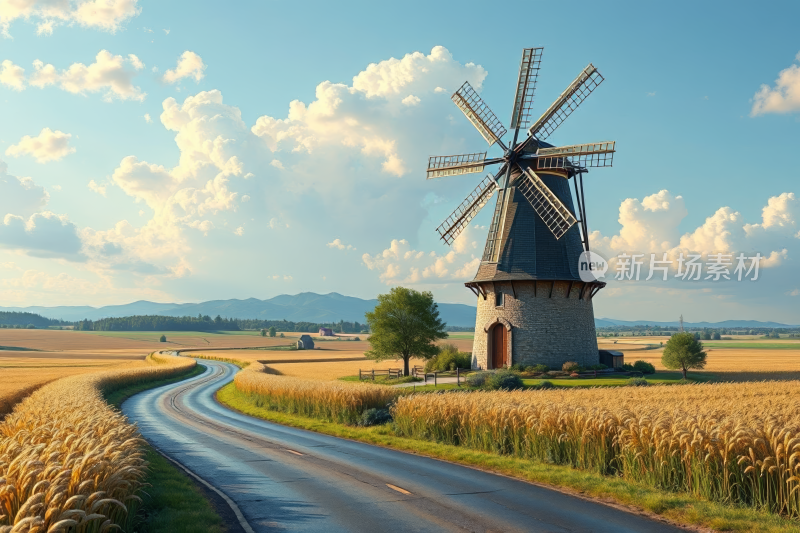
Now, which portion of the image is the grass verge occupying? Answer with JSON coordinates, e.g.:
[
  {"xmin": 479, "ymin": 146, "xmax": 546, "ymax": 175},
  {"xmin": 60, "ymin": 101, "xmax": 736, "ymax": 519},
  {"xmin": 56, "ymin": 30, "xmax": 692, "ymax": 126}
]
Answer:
[
  {"xmin": 105, "ymin": 364, "xmax": 227, "ymax": 533},
  {"xmin": 217, "ymin": 381, "xmax": 800, "ymax": 533}
]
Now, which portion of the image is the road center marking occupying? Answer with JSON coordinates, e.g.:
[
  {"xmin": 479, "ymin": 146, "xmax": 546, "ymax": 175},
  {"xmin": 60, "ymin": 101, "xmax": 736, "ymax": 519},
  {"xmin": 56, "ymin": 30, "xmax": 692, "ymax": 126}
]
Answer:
[
  {"xmin": 285, "ymin": 449, "xmax": 304, "ymax": 456},
  {"xmin": 386, "ymin": 483, "xmax": 412, "ymax": 495}
]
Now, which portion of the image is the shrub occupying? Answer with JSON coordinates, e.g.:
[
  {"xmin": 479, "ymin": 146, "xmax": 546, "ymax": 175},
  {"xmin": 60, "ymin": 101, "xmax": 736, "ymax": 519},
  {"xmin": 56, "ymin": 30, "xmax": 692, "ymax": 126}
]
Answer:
[
  {"xmin": 358, "ymin": 408, "xmax": 392, "ymax": 427},
  {"xmin": 466, "ymin": 371, "xmax": 489, "ymax": 388},
  {"xmin": 622, "ymin": 363, "xmax": 634, "ymax": 371},
  {"xmin": 425, "ymin": 343, "xmax": 471, "ymax": 372},
  {"xmin": 562, "ymin": 361, "xmax": 580, "ymax": 372},
  {"xmin": 159, "ymin": 334, "xmax": 167, "ymax": 342},
  {"xmin": 525, "ymin": 364, "xmax": 550, "ymax": 373},
  {"xmin": 537, "ymin": 380, "xmax": 555, "ymax": 390},
  {"xmin": 485, "ymin": 370, "xmax": 524, "ymax": 390},
  {"xmin": 354, "ymin": 337, "xmax": 361, "ymax": 341},
  {"xmin": 632, "ymin": 360, "xmax": 655, "ymax": 374},
  {"xmin": 627, "ymin": 377, "xmax": 649, "ymax": 386}
]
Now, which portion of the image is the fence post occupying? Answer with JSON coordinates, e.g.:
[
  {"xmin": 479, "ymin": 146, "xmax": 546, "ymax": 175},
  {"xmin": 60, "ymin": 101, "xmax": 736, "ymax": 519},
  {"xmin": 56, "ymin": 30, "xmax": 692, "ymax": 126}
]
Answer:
[
  {"xmin": 359, "ymin": 369, "xmax": 362, "ymax": 380},
  {"xmin": 457, "ymin": 367, "xmax": 460, "ymax": 386},
  {"xmin": 371, "ymin": 369, "xmax": 375, "ymax": 381},
  {"xmin": 434, "ymin": 373, "xmax": 437, "ymax": 387}
]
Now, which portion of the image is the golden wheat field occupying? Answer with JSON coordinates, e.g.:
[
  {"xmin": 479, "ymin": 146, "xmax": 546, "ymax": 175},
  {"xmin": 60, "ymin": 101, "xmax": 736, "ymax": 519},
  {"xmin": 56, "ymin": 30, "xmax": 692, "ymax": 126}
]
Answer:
[
  {"xmin": 234, "ymin": 363, "xmax": 398, "ymax": 423},
  {"xmin": 0, "ymin": 353, "xmax": 195, "ymax": 532},
  {"xmin": 392, "ymin": 380, "xmax": 800, "ymax": 516}
]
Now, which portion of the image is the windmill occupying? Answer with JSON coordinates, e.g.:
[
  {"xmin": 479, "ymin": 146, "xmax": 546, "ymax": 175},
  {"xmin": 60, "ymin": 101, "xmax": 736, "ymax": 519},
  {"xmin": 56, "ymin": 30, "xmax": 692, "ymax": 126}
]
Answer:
[{"xmin": 427, "ymin": 47, "xmax": 616, "ymax": 370}]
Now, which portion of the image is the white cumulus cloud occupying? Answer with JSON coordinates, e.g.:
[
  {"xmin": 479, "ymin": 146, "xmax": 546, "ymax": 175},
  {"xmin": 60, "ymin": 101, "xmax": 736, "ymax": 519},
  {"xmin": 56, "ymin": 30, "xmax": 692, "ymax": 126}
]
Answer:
[
  {"xmin": 162, "ymin": 51, "xmax": 206, "ymax": 84},
  {"xmin": 0, "ymin": 0, "xmax": 141, "ymax": 38},
  {"xmin": 88, "ymin": 180, "xmax": 107, "ymax": 196},
  {"xmin": 327, "ymin": 238, "xmax": 355, "ymax": 250},
  {"xmin": 0, "ymin": 60, "xmax": 25, "ymax": 90},
  {"xmin": 5, "ymin": 128, "xmax": 76, "ymax": 163},
  {"xmin": 751, "ymin": 52, "xmax": 800, "ymax": 116}
]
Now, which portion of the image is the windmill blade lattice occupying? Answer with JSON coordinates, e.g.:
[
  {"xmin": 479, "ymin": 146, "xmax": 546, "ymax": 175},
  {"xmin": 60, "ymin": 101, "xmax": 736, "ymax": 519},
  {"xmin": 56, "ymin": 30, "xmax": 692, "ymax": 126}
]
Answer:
[
  {"xmin": 510, "ymin": 47, "xmax": 543, "ymax": 129},
  {"xmin": 436, "ymin": 175, "xmax": 497, "ymax": 245},
  {"xmin": 528, "ymin": 64, "xmax": 604, "ymax": 141},
  {"xmin": 517, "ymin": 169, "xmax": 577, "ymax": 239},
  {"xmin": 536, "ymin": 141, "xmax": 615, "ymax": 170},
  {"xmin": 452, "ymin": 82, "xmax": 508, "ymax": 146},
  {"xmin": 427, "ymin": 152, "xmax": 487, "ymax": 179}
]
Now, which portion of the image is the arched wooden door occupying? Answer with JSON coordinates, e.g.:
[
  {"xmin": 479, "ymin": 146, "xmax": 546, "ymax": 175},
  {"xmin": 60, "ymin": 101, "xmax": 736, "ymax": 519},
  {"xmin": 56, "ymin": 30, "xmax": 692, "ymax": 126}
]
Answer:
[{"xmin": 491, "ymin": 323, "xmax": 507, "ymax": 369}]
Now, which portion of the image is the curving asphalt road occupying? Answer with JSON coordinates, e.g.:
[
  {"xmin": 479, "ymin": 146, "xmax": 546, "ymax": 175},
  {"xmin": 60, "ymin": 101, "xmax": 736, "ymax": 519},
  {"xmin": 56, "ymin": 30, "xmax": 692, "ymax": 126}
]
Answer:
[{"xmin": 123, "ymin": 361, "xmax": 684, "ymax": 532}]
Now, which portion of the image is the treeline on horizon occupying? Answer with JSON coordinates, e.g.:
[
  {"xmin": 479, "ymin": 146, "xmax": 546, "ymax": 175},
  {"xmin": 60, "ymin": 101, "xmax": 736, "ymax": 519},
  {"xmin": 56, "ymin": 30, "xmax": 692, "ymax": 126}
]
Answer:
[
  {"xmin": 74, "ymin": 315, "xmax": 370, "ymax": 333},
  {"xmin": 597, "ymin": 325, "xmax": 800, "ymax": 336},
  {"xmin": 0, "ymin": 311, "xmax": 68, "ymax": 328}
]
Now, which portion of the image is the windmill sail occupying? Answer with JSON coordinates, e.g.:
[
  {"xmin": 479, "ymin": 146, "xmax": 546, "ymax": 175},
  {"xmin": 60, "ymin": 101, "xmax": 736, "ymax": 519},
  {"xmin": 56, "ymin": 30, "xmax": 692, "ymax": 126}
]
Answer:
[
  {"xmin": 436, "ymin": 175, "xmax": 497, "ymax": 245},
  {"xmin": 528, "ymin": 64, "xmax": 604, "ymax": 141},
  {"xmin": 481, "ymin": 186, "xmax": 508, "ymax": 262},
  {"xmin": 517, "ymin": 169, "xmax": 577, "ymax": 239},
  {"xmin": 452, "ymin": 82, "xmax": 508, "ymax": 146},
  {"xmin": 536, "ymin": 141, "xmax": 615, "ymax": 170},
  {"xmin": 427, "ymin": 152, "xmax": 487, "ymax": 179},
  {"xmin": 510, "ymin": 47, "xmax": 543, "ymax": 129}
]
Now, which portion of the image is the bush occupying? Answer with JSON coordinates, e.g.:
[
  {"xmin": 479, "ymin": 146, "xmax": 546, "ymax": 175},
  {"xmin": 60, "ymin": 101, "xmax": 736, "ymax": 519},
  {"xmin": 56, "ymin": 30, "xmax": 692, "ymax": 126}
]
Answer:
[
  {"xmin": 537, "ymin": 380, "xmax": 555, "ymax": 390},
  {"xmin": 562, "ymin": 361, "xmax": 580, "ymax": 372},
  {"xmin": 632, "ymin": 360, "xmax": 656, "ymax": 374},
  {"xmin": 627, "ymin": 377, "xmax": 649, "ymax": 387},
  {"xmin": 354, "ymin": 337, "xmax": 361, "ymax": 341},
  {"xmin": 466, "ymin": 371, "xmax": 489, "ymax": 388},
  {"xmin": 622, "ymin": 363, "xmax": 634, "ymax": 371},
  {"xmin": 425, "ymin": 343, "xmax": 471, "ymax": 372},
  {"xmin": 485, "ymin": 370, "xmax": 524, "ymax": 390},
  {"xmin": 358, "ymin": 408, "xmax": 392, "ymax": 427},
  {"xmin": 159, "ymin": 334, "xmax": 167, "ymax": 342},
  {"xmin": 525, "ymin": 364, "xmax": 550, "ymax": 373}
]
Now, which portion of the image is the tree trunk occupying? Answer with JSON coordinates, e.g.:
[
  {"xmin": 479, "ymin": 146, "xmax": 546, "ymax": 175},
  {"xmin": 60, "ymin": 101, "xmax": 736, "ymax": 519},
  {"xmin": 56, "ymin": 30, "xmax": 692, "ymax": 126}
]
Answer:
[
  {"xmin": 403, "ymin": 355, "xmax": 410, "ymax": 377},
  {"xmin": 681, "ymin": 366, "xmax": 687, "ymax": 380}
]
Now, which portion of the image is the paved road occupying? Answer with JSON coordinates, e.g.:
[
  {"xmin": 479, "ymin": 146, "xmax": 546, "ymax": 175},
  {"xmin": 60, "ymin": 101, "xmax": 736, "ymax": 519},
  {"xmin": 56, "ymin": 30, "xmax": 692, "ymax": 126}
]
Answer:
[{"xmin": 123, "ymin": 361, "xmax": 684, "ymax": 532}]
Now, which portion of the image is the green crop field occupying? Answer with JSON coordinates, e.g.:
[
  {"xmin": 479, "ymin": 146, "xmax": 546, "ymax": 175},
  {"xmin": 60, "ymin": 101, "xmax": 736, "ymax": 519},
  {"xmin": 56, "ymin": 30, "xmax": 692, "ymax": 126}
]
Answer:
[{"xmin": 701, "ymin": 342, "xmax": 800, "ymax": 349}]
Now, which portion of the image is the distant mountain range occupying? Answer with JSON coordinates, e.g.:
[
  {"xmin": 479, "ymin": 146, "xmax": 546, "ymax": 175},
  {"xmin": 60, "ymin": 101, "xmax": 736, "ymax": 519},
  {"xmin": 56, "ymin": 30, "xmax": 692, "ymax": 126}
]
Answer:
[
  {"xmin": 595, "ymin": 318, "xmax": 799, "ymax": 329},
  {"xmin": 0, "ymin": 292, "xmax": 479, "ymax": 326},
  {"xmin": 1, "ymin": 293, "xmax": 796, "ymax": 329}
]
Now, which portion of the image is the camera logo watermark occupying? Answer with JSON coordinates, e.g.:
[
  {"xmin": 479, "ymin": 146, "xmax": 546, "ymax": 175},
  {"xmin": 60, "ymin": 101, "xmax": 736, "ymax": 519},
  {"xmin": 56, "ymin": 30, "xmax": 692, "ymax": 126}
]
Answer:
[{"xmin": 579, "ymin": 251, "xmax": 608, "ymax": 282}]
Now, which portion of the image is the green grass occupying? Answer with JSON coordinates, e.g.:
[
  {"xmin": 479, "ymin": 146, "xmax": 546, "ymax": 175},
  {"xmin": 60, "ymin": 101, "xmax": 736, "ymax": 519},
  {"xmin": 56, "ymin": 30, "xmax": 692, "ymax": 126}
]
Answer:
[
  {"xmin": 701, "ymin": 342, "xmax": 800, "ymax": 349},
  {"xmin": 521, "ymin": 372, "xmax": 707, "ymax": 388},
  {"xmin": 102, "ymin": 364, "xmax": 226, "ymax": 533},
  {"xmin": 445, "ymin": 332, "xmax": 474, "ymax": 339},
  {"xmin": 216, "ymin": 382, "xmax": 800, "ymax": 533}
]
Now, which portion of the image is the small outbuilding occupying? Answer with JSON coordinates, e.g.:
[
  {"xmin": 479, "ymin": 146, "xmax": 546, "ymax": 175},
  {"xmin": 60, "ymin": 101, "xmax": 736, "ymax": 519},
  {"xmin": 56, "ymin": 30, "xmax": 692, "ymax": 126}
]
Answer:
[
  {"xmin": 599, "ymin": 350, "xmax": 624, "ymax": 369},
  {"xmin": 318, "ymin": 327, "xmax": 334, "ymax": 336},
  {"xmin": 297, "ymin": 334, "xmax": 315, "ymax": 350}
]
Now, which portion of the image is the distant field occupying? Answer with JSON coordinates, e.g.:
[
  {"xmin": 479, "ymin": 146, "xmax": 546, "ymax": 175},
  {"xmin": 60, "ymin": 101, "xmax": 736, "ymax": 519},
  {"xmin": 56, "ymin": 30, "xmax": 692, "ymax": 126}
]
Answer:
[{"xmin": 700, "ymin": 342, "xmax": 800, "ymax": 349}]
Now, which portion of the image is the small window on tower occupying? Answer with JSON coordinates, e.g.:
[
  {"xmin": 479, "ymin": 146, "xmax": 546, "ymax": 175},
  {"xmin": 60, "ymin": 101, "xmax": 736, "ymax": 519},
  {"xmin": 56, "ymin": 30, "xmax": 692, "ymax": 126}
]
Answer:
[{"xmin": 495, "ymin": 291, "xmax": 503, "ymax": 308}]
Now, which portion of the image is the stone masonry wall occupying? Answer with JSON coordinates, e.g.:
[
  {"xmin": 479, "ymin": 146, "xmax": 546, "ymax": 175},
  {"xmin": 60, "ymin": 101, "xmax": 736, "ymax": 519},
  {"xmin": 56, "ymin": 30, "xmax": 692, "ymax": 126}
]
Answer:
[{"xmin": 472, "ymin": 280, "xmax": 599, "ymax": 370}]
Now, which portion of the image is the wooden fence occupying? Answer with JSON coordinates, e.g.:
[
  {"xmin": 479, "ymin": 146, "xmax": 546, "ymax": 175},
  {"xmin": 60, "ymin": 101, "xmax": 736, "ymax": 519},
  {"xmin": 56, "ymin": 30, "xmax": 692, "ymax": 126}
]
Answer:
[{"xmin": 358, "ymin": 368, "xmax": 403, "ymax": 381}]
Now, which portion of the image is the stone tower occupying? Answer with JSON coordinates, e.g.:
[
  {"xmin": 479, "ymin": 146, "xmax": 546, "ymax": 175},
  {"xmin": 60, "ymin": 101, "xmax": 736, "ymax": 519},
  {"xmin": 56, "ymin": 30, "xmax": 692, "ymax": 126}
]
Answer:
[{"xmin": 465, "ymin": 159, "xmax": 604, "ymax": 370}]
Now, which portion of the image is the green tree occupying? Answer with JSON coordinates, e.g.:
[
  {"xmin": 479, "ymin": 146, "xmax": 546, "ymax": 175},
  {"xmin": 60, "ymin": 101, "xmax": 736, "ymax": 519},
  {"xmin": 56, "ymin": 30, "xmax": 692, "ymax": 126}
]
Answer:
[
  {"xmin": 364, "ymin": 287, "xmax": 447, "ymax": 376},
  {"xmin": 712, "ymin": 331, "xmax": 721, "ymax": 340},
  {"xmin": 159, "ymin": 334, "xmax": 167, "ymax": 342},
  {"xmin": 662, "ymin": 332, "xmax": 706, "ymax": 379},
  {"xmin": 261, "ymin": 328, "xmax": 267, "ymax": 337},
  {"xmin": 268, "ymin": 326, "xmax": 277, "ymax": 337}
]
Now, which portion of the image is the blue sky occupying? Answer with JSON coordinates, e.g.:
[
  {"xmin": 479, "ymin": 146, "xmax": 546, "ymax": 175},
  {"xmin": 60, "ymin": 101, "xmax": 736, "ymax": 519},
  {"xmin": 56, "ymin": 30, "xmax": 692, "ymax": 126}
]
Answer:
[{"xmin": 1, "ymin": 0, "xmax": 799, "ymax": 323}]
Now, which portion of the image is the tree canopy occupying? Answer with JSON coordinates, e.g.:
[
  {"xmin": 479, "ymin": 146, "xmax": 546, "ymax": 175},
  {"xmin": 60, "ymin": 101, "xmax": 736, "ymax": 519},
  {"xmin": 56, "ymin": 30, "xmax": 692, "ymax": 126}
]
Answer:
[
  {"xmin": 364, "ymin": 287, "xmax": 447, "ymax": 376},
  {"xmin": 662, "ymin": 332, "xmax": 707, "ymax": 379}
]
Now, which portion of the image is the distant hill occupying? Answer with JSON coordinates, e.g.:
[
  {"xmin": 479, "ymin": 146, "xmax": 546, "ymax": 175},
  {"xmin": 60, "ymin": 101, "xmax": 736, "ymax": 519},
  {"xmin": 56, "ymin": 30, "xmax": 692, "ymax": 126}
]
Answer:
[
  {"xmin": 2, "ymin": 295, "xmax": 795, "ymax": 329},
  {"xmin": 0, "ymin": 292, "xmax": 479, "ymax": 327}
]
